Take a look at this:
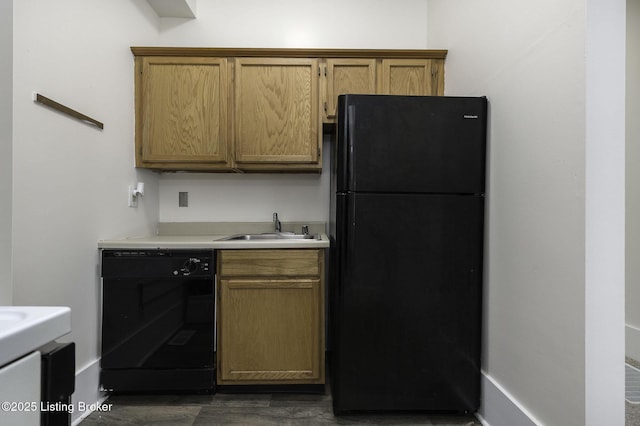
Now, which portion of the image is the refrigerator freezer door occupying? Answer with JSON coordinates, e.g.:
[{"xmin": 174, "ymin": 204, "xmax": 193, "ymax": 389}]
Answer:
[
  {"xmin": 336, "ymin": 95, "xmax": 487, "ymax": 195},
  {"xmin": 332, "ymin": 192, "xmax": 484, "ymax": 413}
]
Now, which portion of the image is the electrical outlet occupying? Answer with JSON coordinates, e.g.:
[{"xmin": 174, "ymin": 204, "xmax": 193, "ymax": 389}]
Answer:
[
  {"xmin": 128, "ymin": 185, "xmax": 138, "ymax": 207},
  {"xmin": 179, "ymin": 192, "xmax": 188, "ymax": 207}
]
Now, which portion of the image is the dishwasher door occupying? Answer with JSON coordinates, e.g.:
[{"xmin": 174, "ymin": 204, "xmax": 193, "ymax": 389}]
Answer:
[{"xmin": 100, "ymin": 249, "xmax": 215, "ymax": 392}]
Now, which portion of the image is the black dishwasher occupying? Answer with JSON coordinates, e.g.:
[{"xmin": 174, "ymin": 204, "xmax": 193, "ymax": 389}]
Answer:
[{"xmin": 100, "ymin": 249, "xmax": 215, "ymax": 392}]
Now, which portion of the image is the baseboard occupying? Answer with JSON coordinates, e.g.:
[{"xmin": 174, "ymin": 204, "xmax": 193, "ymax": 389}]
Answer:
[
  {"xmin": 67, "ymin": 360, "xmax": 546, "ymax": 426},
  {"xmin": 70, "ymin": 359, "xmax": 108, "ymax": 425},
  {"xmin": 627, "ymin": 324, "xmax": 640, "ymax": 362},
  {"xmin": 477, "ymin": 371, "xmax": 541, "ymax": 426}
]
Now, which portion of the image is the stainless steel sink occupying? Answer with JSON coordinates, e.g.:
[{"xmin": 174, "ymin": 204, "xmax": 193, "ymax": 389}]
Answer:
[{"xmin": 217, "ymin": 232, "xmax": 321, "ymax": 241}]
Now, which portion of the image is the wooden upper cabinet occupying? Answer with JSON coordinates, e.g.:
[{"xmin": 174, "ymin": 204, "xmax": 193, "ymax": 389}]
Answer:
[
  {"xmin": 136, "ymin": 56, "xmax": 231, "ymax": 170},
  {"xmin": 322, "ymin": 58, "xmax": 444, "ymax": 123},
  {"xmin": 380, "ymin": 59, "xmax": 444, "ymax": 96},
  {"xmin": 430, "ymin": 59, "xmax": 445, "ymax": 96},
  {"xmin": 131, "ymin": 47, "xmax": 447, "ymax": 172},
  {"xmin": 234, "ymin": 58, "xmax": 320, "ymax": 171},
  {"xmin": 323, "ymin": 59, "xmax": 377, "ymax": 120}
]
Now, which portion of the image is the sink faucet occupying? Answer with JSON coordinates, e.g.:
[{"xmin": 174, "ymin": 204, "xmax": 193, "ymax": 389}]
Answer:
[{"xmin": 273, "ymin": 212, "xmax": 281, "ymax": 233}]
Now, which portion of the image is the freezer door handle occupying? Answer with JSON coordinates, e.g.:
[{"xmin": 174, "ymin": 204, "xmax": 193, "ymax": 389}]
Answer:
[{"xmin": 347, "ymin": 105, "xmax": 356, "ymax": 191}]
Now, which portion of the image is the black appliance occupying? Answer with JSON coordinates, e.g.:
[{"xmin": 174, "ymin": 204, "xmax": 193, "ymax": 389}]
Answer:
[
  {"xmin": 39, "ymin": 341, "xmax": 75, "ymax": 426},
  {"xmin": 100, "ymin": 250, "xmax": 215, "ymax": 392},
  {"xmin": 330, "ymin": 94, "xmax": 487, "ymax": 413}
]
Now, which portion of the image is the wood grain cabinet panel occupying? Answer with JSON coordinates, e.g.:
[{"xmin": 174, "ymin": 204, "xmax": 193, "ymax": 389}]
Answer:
[
  {"xmin": 322, "ymin": 59, "xmax": 377, "ymax": 120},
  {"xmin": 380, "ymin": 59, "xmax": 445, "ymax": 96},
  {"xmin": 217, "ymin": 249, "xmax": 325, "ymax": 385},
  {"xmin": 234, "ymin": 58, "xmax": 320, "ymax": 171},
  {"xmin": 217, "ymin": 249, "xmax": 320, "ymax": 277},
  {"xmin": 136, "ymin": 56, "xmax": 231, "ymax": 169},
  {"xmin": 218, "ymin": 278, "xmax": 322, "ymax": 383}
]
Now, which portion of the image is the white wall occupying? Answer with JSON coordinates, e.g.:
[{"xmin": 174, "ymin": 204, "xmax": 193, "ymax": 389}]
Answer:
[
  {"xmin": 11, "ymin": 0, "xmax": 161, "ymax": 411},
  {"xmin": 429, "ymin": 2, "xmax": 587, "ymax": 423},
  {"xmin": 626, "ymin": 0, "xmax": 640, "ymax": 361},
  {"xmin": 145, "ymin": 0, "xmax": 428, "ymax": 50},
  {"xmin": 585, "ymin": 0, "xmax": 625, "ymax": 423},
  {"xmin": 159, "ymin": 145, "xmax": 331, "ymax": 223},
  {"xmin": 429, "ymin": 0, "xmax": 625, "ymax": 425},
  {"xmin": 0, "ymin": 0, "xmax": 12, "ymax": 305}
]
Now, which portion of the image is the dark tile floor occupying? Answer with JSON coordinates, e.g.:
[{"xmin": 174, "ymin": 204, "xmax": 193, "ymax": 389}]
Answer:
[
  {"xmin": 628, "ymin": 357, "xmax": 640, "ymax": 426},
  {"xmin": 80, "ymin": 356, "xmax": 640, "ymax": 425},
  {"xmin": 80, "ymin": 391, "xmax": 481, "ymax": 425}
]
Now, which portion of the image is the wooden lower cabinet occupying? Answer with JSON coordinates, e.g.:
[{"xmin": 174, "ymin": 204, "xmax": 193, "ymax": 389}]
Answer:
[{"xmin": 216, "ymin": 249, "xmax": 325, "ymax": 385}]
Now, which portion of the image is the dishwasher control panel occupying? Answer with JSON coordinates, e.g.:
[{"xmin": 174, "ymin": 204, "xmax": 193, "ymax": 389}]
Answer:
[
  {"xmin": 174, "ymin": 256, "xmax": 210, "ymax": 276},
  {"xmin": 101, "ymin": 250, "xmax": 214, "ymax": 279}
]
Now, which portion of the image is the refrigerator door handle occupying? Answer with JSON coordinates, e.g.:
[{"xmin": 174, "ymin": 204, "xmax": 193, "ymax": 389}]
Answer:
[{"xmin": 347, "ymin": 105, "xmax": 356, "ymax": 191}]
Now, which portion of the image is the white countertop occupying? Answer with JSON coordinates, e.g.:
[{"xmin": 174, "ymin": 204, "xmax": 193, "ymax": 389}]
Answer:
[
  {"xmin": 98, "ymin": 233, "xmax": 329, "ymax": 250},
  {"xmin": 98, "ymin": 222, "xmax": 330, "ymax": 250}
]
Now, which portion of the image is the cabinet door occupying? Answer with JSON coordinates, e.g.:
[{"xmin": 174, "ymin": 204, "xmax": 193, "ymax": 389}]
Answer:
[
  {"xmin": 379, "ymin": 59, "xmax": 444, "ymax": 96},
  {"xmin": 234, "ymin": 58, "xmax": 320, "ymax": 170},
  {"xmin": 217, "ymin": 278, "xmax": 323, "ymax": 384},
  {"xmin": 323, "ymin": 59, "xmax": 376, "ymax": 121},
  {"xmin": 138, "ymin": 57, "xmax": 231, "ymax": 169}
]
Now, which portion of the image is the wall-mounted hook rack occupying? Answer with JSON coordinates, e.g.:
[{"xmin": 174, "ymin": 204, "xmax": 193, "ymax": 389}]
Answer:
[{"xmin": 33, "ymin": 93, "xmax": 104, "ymax": 130}]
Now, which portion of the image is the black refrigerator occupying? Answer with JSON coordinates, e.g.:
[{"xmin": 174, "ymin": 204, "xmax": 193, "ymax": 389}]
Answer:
[{"xmin": 329, "ymin": 94, "xmax": 487, "ymax": 414}]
